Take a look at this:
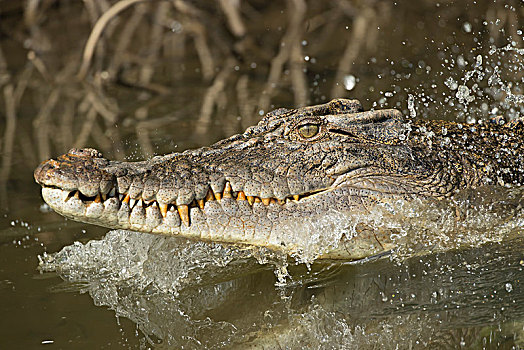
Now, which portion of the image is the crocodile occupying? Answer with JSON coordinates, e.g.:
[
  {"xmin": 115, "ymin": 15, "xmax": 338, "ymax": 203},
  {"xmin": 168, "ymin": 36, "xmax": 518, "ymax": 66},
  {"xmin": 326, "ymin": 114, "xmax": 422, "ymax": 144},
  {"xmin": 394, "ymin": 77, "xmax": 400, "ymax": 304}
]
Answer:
[{"xmin": 34, "ymin": 99, "xmax": 524, "ymax": 260}]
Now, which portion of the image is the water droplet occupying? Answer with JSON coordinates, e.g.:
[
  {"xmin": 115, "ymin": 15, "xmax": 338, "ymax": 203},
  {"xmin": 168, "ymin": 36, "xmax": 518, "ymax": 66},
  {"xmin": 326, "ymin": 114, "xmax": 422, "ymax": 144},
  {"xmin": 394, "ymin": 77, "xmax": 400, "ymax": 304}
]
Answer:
[
  {"xmin": 505, "ymin": 283, "xmax": 513, "ymax": 292},
  {"xmin": 408, "ymin": 94, "xmax": 416, "ymax": 117},
  {"xmin": 463, "ymin": 22, "xmax": 472, "ymax": 33},
  {"xmin": 343, "ymin": 75, "xmax": 356, "ymax": 91},
  {"xmin": 445, "ymin": 77, "xmax": 458, "ymax": 90},
  {"xmin": 456, "ymin": 85, "xmax": 475, "ymax": 104},
  {"xmin": 457, "ymin": 55, "xmax": 466, "ymax": 68}
]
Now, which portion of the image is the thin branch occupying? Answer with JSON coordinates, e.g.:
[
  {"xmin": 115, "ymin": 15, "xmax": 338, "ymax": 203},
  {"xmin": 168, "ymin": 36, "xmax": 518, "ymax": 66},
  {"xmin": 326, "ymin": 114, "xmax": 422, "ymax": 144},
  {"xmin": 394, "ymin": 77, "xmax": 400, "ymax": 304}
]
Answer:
[
  {"xmin": 218, "ymin": 0, "xmax": 246, "ymax": 38},
  {"xmin": 139, "ymin": 1, "xmax": 169, "ymax": 85},
  {"xmin": 289, "ymin": 0, "xmax": 307, "ymax": 107},
  {"xmin": 183, "ymin": 19, "xmax": 215, "ymax": 81},
  {"xmin": 77, "ymin": 0, "xmax": 149, "ymax": 80},
  {"xmin": 33, "ymin": 88, "xmax": 60, "ymax": 161},
  {"xmin": 196, "ymin": 58, "xmax": 235, "ymax": 136},
  {"xmin": 258, "ymin": 0, "xmax": 306, "ymax": 111},
  {"xmin": 107, "ymin": 3, "xmax": 149, "ymax": 78},
  {"xmin": 330, "ymin": 7, "xmax": 374, "ymax": 98},
  {"xmin": 0, "ymin": 85, "xmax": 17, "ymax": 209}
]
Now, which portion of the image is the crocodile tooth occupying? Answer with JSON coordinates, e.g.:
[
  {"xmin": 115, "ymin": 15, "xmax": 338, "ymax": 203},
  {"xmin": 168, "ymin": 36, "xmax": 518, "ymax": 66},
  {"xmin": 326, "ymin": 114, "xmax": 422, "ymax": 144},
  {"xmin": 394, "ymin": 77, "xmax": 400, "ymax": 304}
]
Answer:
[
  {"xmin": 261, "ymin": 198, "xmax": 270, "ymax": 206},
  {"xmin": 159, "ymin": 203, "xmax": 168, "ymax": 217},
  {"xmin": 247, "ymin": 196, "xmax": 255, "ymax": 205},
  {"xmin": 130, "ymin": 198, "xmax": 137, "ymax": 209},
  {"xmin": 74, "ymin": 191, "xmax": 80, "ymax": 199},
  {"xmin": 122, "ymin": 193, "xmax": 130, "ymax": 204},
  {"xmin": 278, "ymin": 199, "xmax": 285, "ymax": 205},
  {"xmin": 237, "ymin": 191, "xmax": 246, "ymax": 200},
  {"xmin": 109, "ymin": 188, "xmax": 116, "ymax": 197},
  {"xmin": 197, "ymin": 199, "xmax": 205, "ymax": 209},
  {"xmin": 66, "ymin": 191, "xmax": 75, "ymax": 201},
  {"xmin": 94, "ymin": 194, "xmax": 102, "ymax": 203},
  {"xmin": 254, "ymin": 197, "xmax": 261, "ymax": 203},
  {"xmin": 293, "ymin": 195, "xmax": 299, "ymax": 201},
  {"xmin": 164, "ymin": 205, "xmax": 181, "ymax": 227},
  {"xmin": 177, "ymin": 205, "xmax": 189, "ymax": 226},
  {"xmin": 223, "ymin": 182, "xmax": 232, "ymax": 198},
  {"xmin": 213, "ymin": 190, "xmax": 222, "ymax": 201},
  {"xmin": 270, "ymin": 198, "xmax": 277, "ymax": 205},
  {"xmin": 119, "ymin": 193, "xmax": 124, "ymax": 201},
  {"xmin": 205, "ymin": 189, "xmax": 215, "ymax": 201},
  {"xmin": 101, "ymin": 193, "xmax": 107, "ymax": 201}
]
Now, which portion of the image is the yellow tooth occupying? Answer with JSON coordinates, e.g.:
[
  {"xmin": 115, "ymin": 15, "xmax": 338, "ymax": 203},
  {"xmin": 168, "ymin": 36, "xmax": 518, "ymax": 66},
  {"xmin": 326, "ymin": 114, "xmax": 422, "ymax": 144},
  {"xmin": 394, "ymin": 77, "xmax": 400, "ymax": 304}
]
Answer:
[
  {"xmin": 223, "ymin": 182, "xmax": 232, "ymax": 198},
  {"xmin": 261, "ymin": 198, "xmax": 270, "ymax": 206},
  {"xmin": 237, "ymin": 191, "xmax": 246, "ymax": 200},
  {"xmin": 197, "ymin": 199, "xmax": 205, "ymax": 209},
  {"xmin": 254, "ymin": 197, "xmax": 261, "ymax": 203},
  {"xmin": 177, "ymin": 205, "xmax": 190, "ymax": 226},
  {"xmin": 123, "ymin": 193, "xmax": 130, "ymax": 204},
  {"xmin": 270, "ymin": 198, "xmax": 278, "ymax": 205},
  {"xmin": 205, "ymin": 189, "xmax": 215, "ymax": 201},
  {"xmin": 159, "ymin": 203, "xmax": 168, "ymax": 217},
  {"xmin": 94, "ymin": 194, "xmax": 102, "ymax": 203},
  {"xmin": 247, "ymin": 196, "xmax": 255, "ymax": 205},
  {"xmin": 293, "ymin": 195, "xmax": 299, "ymax": 201},
  {"xmin": 214, "ymin": 190, "xmax": 222, "ymax": 201},
  {"xmin": 278, "ymin": 199, "xmax": 285, "ymax": 205}
]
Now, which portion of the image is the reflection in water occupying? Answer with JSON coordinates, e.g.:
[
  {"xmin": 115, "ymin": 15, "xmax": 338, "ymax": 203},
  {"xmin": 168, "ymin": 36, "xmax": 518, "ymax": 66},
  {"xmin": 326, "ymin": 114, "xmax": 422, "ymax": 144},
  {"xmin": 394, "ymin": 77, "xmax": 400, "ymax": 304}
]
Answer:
[
  {"xmin": 1, "ymin": 0, "xmax": 523, "ymax": 348},
  {"xmin": 39, "ymin": 235, "xmax": 524, "ymax": 348},
  {"xmin": 40, "ymin": 188, "xmax": 524, "ymax": 348}
]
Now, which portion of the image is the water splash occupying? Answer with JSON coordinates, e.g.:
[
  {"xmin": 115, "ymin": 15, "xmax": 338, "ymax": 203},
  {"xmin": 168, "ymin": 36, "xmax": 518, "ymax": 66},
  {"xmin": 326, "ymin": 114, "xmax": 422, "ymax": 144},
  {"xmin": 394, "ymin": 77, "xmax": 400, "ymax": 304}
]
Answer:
[{"xmin": 402, "ymin": 40, "xmax": 524, "ymax": 124}]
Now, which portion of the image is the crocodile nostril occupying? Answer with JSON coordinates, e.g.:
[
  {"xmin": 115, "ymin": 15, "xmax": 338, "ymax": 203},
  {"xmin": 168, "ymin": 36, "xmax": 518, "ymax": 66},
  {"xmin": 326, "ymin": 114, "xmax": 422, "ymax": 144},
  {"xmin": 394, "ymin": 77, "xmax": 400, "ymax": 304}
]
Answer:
[{"xmin": 47, "ymin": 159, "xmax": 61, "ymax": 168}]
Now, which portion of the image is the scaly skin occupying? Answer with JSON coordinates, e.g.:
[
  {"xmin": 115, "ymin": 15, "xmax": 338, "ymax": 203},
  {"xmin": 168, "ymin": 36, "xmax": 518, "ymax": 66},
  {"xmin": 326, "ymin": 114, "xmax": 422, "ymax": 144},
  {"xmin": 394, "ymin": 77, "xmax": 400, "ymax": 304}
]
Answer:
[{"xmin": 34, "ymin": 99, "xmax": 524, "ymax": 260}]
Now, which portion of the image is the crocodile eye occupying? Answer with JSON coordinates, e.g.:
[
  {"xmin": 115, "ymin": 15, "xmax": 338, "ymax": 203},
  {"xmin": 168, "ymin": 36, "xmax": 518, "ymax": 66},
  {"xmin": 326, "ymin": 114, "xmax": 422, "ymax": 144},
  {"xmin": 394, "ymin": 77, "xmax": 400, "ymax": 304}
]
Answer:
[{"xmin": 298, "ymin": 124, "xmax": 319, "ymax": 139}]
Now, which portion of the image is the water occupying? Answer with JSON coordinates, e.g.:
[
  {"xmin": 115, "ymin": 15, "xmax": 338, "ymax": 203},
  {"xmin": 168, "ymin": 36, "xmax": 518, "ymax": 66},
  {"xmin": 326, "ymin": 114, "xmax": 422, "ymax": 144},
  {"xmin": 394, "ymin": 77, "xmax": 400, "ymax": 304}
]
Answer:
[
  {"xmin": 1, "ymin": 1, "xmax": 523, "ymax": 349},
  {"xmin": 35, "ymin": 186, "xmax": 524, "ymax": 348}
]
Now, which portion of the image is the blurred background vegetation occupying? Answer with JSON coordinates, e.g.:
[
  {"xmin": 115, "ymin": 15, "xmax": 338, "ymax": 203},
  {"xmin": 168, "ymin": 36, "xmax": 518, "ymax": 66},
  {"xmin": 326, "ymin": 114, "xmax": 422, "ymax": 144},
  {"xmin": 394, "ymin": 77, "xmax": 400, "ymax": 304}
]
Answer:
[{"xmin": 0, "ymin": 1, "xmax": 523, "ymax": 348}]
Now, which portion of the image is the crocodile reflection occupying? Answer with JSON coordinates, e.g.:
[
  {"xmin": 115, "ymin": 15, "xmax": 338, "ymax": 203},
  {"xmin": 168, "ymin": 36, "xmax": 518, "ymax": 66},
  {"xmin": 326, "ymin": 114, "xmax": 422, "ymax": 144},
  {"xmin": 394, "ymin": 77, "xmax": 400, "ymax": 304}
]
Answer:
[{"xmin": 40, "ymin": 231, "xmax": 524, "ymax": 349}]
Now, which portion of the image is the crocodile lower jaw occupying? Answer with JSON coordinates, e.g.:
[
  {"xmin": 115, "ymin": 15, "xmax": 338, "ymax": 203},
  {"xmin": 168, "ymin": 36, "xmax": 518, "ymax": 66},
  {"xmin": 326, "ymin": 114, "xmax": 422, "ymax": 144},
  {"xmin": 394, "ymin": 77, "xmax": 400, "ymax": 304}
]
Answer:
[{"xmin": 40, "ymin": 183, "xmax": 332, "ymax": 231}]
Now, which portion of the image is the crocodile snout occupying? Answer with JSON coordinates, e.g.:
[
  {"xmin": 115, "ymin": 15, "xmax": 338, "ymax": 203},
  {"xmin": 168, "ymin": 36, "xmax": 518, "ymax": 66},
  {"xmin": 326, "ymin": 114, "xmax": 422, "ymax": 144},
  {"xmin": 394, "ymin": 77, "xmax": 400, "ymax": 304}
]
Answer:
[{"xmin": 34, "ymin": 147, "xmax": 112, "ymax": 197}]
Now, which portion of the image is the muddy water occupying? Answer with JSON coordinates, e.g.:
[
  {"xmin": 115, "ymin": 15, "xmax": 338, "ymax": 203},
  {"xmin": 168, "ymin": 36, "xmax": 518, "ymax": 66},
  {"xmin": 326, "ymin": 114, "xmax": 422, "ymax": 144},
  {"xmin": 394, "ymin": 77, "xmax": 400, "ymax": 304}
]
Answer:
[{"xmin": 1, "ymin": 1, "xmax": 523, "ymax": 349}]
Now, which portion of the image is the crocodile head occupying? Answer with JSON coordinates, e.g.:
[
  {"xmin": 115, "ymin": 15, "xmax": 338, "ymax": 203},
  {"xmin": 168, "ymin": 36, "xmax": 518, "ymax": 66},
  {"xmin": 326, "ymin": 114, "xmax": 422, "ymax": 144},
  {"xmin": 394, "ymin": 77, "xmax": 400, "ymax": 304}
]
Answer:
[{"xmin": 34, "ymin": 99, "xmax": 523, "ymax": 260}]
